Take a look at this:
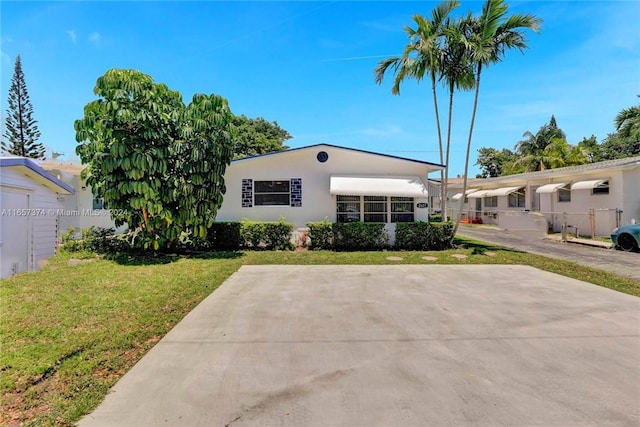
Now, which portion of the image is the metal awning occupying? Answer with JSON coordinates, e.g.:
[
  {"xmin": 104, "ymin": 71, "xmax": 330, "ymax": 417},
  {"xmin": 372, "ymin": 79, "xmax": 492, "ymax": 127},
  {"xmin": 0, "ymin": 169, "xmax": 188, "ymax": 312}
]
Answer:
[
  {"xmin": 571, "ymin": 179, "xmax": 607, "ymax": 190},
  {"xmin": 451, "ymin": 189, "xmax": 478, "ymax": 201},
  {"xmin": 483, "ymin": 186, "xmax": 523, "ymax": 197},
  {"xmin": 467, "ymin": 190, "xmax": 491, "ymax": 198},
  {"xmin": 329, "ymin": 176, "xmax": 428, "ymax": 197},
  {"xmin": 536, "ymin": 183, "xmax": 567, "ymax": 194}
]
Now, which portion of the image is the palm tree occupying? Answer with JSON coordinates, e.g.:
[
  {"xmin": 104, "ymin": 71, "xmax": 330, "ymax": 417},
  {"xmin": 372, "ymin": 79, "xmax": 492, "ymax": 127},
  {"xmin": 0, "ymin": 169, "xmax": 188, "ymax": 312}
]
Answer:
[
  {"xmin": 451, "ymin": 0, "xmax": 541, "ymax": 240},
  {"xmin": 614, "ymin": 100, "xmax": 640, "ymax": 141},
  {"xmin": 374, "ymin": 0, "xmax": 459, "ymax": 215},
  {"xmin": 439, "ymin": 15, "xmax": 475, "ymax": 220}
]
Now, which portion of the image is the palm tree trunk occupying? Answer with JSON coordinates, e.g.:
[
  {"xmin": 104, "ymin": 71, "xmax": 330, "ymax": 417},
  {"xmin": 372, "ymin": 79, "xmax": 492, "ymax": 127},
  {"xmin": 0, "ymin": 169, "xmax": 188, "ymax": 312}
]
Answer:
[
  {"xmin": 431, "ymin": 73, "xmax": 445, "ymax": 217},
  {"xmin": 443, "ymin": 83, "xmax": 455, "ymax": 226},
  {"xmin": 451, "ymin": 64, "xmax": 482, "ymax": 242}
]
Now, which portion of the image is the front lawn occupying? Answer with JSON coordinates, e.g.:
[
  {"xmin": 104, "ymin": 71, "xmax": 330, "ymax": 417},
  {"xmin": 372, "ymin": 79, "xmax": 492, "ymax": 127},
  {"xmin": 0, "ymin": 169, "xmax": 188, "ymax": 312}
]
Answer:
[{"xmin": 1, "ymin": 241, "xmax": 638, "ymax": 426}]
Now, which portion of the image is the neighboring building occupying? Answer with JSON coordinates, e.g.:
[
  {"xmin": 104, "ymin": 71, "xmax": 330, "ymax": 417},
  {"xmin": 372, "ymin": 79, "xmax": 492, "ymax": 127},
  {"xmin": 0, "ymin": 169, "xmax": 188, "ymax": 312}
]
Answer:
[
  {"xmin": 39, "ymin": 161, "xmax": 119, "ymax": 231},
  {"xmin": 448, "ymin": 156, "xmax": 640, "ymax": 237},
  {"xmin": 1, "ymin": 157, "xmax": 75, "ymax": 278},
  {"xmin": 217, "ymin": 144, "xmax": 444, "ymax": 239}
]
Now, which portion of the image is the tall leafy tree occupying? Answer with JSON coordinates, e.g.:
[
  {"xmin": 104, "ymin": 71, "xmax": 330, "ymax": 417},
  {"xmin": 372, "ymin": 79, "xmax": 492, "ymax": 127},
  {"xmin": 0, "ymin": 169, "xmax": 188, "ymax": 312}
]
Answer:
[
  {"xmin": 75, "ymin": 69, "xmax": 235, "ymax": 250},
  {"xmin": 475, "ymin": 146, "xmax": 517, "ymax": 177},
  {"xmin": 509, "ymin": 116, "xmax": 585, "ymax": 173},
  {"xmin": 451, "ymin": 0, "xmax": 541, "ymax": 239},
  {"xmin": 231, "ymin": 115, "xmax": 291, "ymax": 159},
  {"xmin": 1, "ymin": 55, "xmax": 45, "ymax": 159},
  {"xmin": 374, "ymin": 0, "xmax": 460, "ymax": 214}
]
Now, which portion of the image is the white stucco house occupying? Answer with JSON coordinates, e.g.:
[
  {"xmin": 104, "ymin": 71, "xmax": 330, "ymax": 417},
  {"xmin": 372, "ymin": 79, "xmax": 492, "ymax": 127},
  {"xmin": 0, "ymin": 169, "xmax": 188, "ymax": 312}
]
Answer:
[
  {"xmin": 1, "ymin": 157, "xmax": 75, "ymax": 278},
  {"xmin": 217, "ymin": 144, "xmax": 445, "ymax": 239},
  {"xmin": 448, "ymin": 155, "xmax": 640, "ymax": 237},
  {"xmin": 40, "ymin": 144, "xmax": 444, "ymax": 242}
]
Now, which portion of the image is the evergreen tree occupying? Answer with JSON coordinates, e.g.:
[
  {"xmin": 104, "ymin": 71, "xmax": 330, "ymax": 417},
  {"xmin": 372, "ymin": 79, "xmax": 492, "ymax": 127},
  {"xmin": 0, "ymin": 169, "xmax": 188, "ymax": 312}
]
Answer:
[{"xmin": 2, "ymin": 55, "xmax": 45, "ymax": 159}]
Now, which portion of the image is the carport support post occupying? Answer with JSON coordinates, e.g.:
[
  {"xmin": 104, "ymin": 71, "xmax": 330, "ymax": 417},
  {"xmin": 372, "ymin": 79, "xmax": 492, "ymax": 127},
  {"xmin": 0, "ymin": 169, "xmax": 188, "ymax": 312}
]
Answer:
[
  {"xmin": 589, "ymin": 209, "xmax": 595, "ymax": 239},
  {"xmin": 562, "ymin": 212, "xmax": 568, "ymax": 242}
]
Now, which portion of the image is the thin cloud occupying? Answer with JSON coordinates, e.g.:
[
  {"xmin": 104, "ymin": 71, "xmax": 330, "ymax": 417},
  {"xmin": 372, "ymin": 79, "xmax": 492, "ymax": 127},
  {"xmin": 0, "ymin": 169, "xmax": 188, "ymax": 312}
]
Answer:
[
  {"xmin": 89, "ymin": 32, "xmax": 102, "ymax": 47},
  {"xmin": 66, "ymin": 30, "xmax": 77, "ymax": 44},
  {"xmin": 322, "ymin": 54, "xmax": 399, "ymax": 63},
  {"xmin": 0, "ymin": 49, "xmax": 10, "ymax": 66}
]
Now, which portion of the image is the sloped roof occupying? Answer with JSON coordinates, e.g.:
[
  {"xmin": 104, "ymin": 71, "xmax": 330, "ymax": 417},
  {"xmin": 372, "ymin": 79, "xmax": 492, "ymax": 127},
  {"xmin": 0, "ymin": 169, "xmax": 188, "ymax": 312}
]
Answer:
[
  {"xmin": 481, "ymin": 156, "xmax": 640, "ymax": 184},
  {"xmin": 232, "ymin": 143, "xmax": 445, "ymax": 169},
  {"xmin": 0, "ymin": 157, "xmax": 75, "ymax": 194}
]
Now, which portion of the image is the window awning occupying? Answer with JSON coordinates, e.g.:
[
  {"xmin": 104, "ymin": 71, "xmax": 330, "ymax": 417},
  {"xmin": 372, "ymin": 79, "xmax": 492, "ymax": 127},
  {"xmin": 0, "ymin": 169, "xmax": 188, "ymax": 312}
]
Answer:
[
  {"xmin": 467, "ymin": 190, "xmax": 491, "ymax": 198},
  {"xmin": 451, "ymin": 189, "xmax": 478, "ymax": 201},
  {"xmin": 483, "ymin": 186, "xmax": 523, "ymax": 197},
  {"xmin": 571, "ymin": 179, "xmax": 607, "ymax": 190},
  {"xmin": 536, "ymin": 183, "xmax": 567, "ymax": 194},
  {"xmin": 329, "ymin": 176, "xmax": 428, "ymax": 197}
]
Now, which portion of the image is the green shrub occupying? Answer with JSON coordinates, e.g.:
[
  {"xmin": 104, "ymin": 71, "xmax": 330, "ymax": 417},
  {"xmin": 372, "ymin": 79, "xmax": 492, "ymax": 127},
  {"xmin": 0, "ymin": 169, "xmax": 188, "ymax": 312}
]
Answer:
[
  {"xmin": 262, "ymin": 220, "xmax": 294, "ymax": 250},
  {"xmin": 240, "ymin": 221, "xmax": 266, "ymax": 248},
  {"xmin": 60, "ymin": 226, "xmax": 130, "ymax": 253},
  {"xmin": 395, "ymin": 222, "xmax": 453, "ymax": 250},
  {"xmin": 332, "ymin": 222, "xmax": 388, "ymax": 251},
  {"xmin": 307, "ymin": 219, "xmax": 333, "ymax": 250},
  {"xmin": 240, "ymin": 219, "xmax": 293, "ymax": 250},
  {"xmin": 209, "ymin": 222, "xmax": 243, "ymax": 250}
]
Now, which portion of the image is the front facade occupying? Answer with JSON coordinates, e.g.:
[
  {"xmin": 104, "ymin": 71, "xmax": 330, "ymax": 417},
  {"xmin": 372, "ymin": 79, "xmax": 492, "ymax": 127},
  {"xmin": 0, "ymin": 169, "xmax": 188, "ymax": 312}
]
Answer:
[
  {"xmin": 448, "ymin": 156, "xmax": 640, "ymax": 237},
  {"xmin": 217, "ymin": 144, "xmax": 444, "ymax": 234},
  {"xmin": 1, "ymin": 157, "xmax": 75, "ymax": 278}
]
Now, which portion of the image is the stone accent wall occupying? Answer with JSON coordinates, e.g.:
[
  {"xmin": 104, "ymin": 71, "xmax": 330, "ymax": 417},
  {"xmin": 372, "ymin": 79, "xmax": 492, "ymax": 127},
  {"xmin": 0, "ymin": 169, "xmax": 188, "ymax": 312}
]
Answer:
[
  {"xmin": 241, "ymin": 179, "xmax": 253, "ymax": 207},
  {"xmin": 290, "ymin": 178, "xmax": 302, "ymax": 207}
]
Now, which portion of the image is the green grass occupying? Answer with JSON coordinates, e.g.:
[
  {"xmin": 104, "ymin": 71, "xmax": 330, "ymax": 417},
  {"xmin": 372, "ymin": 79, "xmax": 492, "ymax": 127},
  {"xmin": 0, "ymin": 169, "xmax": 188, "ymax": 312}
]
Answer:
[{"xmin": 1, "ymin": 240, "xmax": 638, "ymax": 426}]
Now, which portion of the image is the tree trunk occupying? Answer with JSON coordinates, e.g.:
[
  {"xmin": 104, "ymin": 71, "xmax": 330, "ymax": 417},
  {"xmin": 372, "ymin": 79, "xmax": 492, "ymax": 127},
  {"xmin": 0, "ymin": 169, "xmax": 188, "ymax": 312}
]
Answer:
[
  {"xmin": 443, "ymin": 84, "xmax": 455, "ymax": 225},
  {"xmin": 451, "ymin": 64, "xmax": 482, "ymax": 243},
  {"xmin": 431, "ymin": 73, "xmax": 445, "ymax": 217}
]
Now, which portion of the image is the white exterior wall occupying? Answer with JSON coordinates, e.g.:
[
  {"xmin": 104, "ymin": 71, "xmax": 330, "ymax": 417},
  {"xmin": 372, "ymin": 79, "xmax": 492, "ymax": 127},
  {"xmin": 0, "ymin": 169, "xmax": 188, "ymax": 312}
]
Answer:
[
  {"xmin": 621, "ymin": 166, "xmax": 640, "ymax": 225},
  {"xmin": 1, "ymin": 167, "xmax": 63, "ymax": 277},
  {"xmin": 217, "ymin": 146, "xmax": 437, "ymax": 228},
  {"xmin": 49, "ymin": 170, "xmax": 120, "ymax": 233},
  {"xmin": 533, "ymin": 170, "xmax": 624, "ymax": 236}
]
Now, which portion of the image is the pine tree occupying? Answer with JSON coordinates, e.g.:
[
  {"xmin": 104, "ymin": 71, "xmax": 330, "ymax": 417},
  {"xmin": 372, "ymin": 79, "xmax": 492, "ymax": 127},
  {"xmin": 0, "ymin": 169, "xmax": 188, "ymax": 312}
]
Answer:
[{"xmin": 2, "ymin": 55, "xmax": 45, "ymax": 159}]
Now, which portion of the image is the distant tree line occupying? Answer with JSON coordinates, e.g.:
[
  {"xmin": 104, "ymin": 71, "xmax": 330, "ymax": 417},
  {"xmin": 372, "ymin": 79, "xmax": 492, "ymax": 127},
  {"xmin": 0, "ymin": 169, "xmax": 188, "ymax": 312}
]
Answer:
[{"xmin": 475, "ymin": 100, "xmax": 640, "ymax": 178}]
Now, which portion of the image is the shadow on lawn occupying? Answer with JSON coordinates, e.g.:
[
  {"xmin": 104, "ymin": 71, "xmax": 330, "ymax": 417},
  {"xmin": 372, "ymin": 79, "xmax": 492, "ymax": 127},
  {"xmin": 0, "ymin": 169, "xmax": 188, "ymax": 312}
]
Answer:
[
  {"xmin": 107, "ymin": 250, "xmax": 244, "ymax": 266},
  {"xmin": 453, "ymin": 237, "xmax": 523, "ymax": 254}
]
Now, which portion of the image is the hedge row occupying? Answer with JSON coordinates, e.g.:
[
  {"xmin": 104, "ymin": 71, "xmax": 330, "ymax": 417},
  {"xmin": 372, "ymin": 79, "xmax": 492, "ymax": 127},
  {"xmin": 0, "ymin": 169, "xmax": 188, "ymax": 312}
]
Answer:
[
  {"xmin": 61, "ymin": 221, "xmax": 454, "ymax": 253},
  {"xmin": 306, "ymin": 220, "xmax": 454, "ymax": 251},
  {"xmin": 208, "ymin": 220, "xmax": 294, "ymax": 250}
]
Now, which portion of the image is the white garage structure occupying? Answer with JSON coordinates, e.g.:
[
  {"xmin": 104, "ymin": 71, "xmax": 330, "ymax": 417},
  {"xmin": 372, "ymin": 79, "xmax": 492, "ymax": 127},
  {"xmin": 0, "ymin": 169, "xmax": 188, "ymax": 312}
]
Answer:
[{"xmin": 1, "ymin": 157, "xmax": 75, "ymax": 278}]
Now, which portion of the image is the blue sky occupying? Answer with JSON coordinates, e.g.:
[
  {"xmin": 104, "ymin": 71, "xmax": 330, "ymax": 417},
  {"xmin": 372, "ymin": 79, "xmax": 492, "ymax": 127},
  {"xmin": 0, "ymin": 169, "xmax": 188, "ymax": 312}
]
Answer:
[{"xmin": 1, "ymin": 1, "xmax": 638, "ymax": 177}]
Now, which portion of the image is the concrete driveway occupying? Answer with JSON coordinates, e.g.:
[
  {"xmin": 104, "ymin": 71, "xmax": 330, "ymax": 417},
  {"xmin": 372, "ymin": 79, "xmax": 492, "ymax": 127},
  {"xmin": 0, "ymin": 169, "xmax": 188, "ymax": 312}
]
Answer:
[
  {"xmin": 80, "ymin": 265, "xmax": 640, "ymax": 427},
  {"xmin": 457, "ymin": 225, "xmax": 640, "ymax": 281}
]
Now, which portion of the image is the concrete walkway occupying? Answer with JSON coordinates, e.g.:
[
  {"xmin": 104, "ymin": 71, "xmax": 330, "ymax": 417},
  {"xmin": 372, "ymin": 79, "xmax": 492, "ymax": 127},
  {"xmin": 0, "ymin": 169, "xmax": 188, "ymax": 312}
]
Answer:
[{"xmin": 80, "ymin": 265, "xmax": 640, "ymax": 427}]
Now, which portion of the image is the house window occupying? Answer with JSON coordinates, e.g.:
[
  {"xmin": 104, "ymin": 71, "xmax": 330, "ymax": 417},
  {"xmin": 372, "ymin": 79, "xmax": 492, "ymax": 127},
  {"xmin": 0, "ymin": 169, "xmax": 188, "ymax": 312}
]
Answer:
[
  {"xmin": 337, "ymin": 195, "xmax": 414, "ymax": 223},
  {"xmin": 391, "ymin": 197, "xmax": 414, "ymax": 222},
  {"xmin": 337, "ymin": 195, "xmax": 361, "ymax": 222},
  {"xmin": 508, "ymin": 189, "xmax": 526, "ymax": 208},
  {"xmin": 92, "ymin": 197, "xmax": 107, "ymax": 210},
  {"xmin": 558, "ymin": 185, "xmax": 571, "ymax": 202},
  {"xmin": 592, "ymin": 180, "xmax": 609, "ymax": 195},
  {"xmin": 484, "ymin": 196, "xmax": 498, "ymax": 208},
  {"xmin": 364, "ymin": 196, "xmax": 387, "ymax": 222},
  {"xmin": 254, "ymin": 180, "xmax": 290, "ymax": 206}
]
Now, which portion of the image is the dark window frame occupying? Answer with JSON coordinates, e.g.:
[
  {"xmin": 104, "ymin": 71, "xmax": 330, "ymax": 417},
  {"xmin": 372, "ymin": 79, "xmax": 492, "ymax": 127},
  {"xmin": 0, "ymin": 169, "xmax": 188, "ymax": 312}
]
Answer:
[{"xmin": 254, "ymin": 180, "xmax": 291, "ymax": 206}]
